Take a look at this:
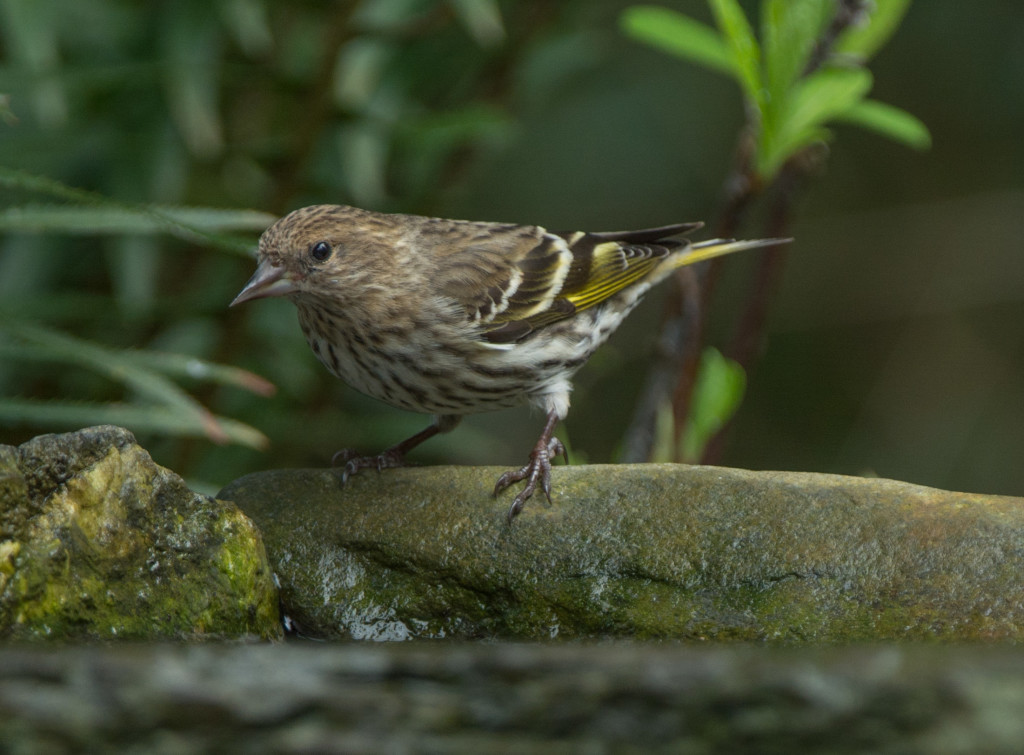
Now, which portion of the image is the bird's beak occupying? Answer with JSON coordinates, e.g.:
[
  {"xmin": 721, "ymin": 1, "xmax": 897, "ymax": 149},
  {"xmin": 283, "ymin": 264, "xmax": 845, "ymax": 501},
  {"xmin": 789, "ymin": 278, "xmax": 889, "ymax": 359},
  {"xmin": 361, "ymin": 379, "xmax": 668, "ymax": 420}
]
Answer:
[{"xmin": 231, "ymin": 260, "xmax": 298, "ymax": 306}]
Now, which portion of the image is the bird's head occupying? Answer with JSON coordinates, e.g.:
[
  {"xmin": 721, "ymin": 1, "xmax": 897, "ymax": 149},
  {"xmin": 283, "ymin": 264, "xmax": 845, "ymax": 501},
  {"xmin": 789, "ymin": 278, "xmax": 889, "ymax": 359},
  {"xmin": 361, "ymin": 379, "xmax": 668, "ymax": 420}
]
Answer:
[{"xmin": 230, "ymin": 204, "xmax": 395, "ymax": 307}]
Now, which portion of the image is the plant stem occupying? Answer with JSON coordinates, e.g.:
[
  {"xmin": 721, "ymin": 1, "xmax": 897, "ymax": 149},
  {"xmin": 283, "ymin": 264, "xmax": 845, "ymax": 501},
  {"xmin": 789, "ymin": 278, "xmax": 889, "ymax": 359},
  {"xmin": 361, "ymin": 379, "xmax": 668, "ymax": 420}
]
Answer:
[{"xmin": 621, "ymin": 0, "xmax": 868, "ymax": 464}]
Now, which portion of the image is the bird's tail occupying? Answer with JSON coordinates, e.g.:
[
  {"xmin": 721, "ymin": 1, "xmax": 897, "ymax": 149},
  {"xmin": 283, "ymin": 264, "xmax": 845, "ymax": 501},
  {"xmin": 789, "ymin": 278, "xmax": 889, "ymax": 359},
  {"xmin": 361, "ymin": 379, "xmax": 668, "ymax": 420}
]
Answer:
[{"xmin": 671, "ymin": 237, "xmax": 790, "ymax": 269}]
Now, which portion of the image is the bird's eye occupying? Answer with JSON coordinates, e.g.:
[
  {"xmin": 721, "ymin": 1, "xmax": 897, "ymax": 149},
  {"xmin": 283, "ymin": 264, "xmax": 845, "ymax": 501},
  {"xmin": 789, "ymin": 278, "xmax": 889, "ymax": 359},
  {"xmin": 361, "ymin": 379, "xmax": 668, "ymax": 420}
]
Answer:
[{"xmin": 309, "ymin": 241, "xmax": 332, "ymax": 262}]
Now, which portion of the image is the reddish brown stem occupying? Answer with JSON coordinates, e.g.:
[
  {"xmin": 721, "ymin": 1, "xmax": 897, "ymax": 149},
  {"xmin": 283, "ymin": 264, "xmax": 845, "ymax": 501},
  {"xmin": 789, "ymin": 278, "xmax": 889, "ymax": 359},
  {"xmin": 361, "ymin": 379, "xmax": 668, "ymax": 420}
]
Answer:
[
  {"xmin": 700, "ymin": 156, "xmax": 807, "ymax": 465},
  {"xmin": 622, "ymin": 1, "xmax": 866, "ymax": 463}
]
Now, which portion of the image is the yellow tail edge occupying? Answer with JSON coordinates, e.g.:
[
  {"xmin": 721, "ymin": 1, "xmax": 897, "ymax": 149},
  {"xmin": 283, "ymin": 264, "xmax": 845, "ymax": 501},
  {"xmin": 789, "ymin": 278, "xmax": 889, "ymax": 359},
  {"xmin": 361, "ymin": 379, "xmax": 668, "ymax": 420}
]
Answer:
[{"xmin": 674, "ymin": 237, "xmax": 791, "ymax": 268}]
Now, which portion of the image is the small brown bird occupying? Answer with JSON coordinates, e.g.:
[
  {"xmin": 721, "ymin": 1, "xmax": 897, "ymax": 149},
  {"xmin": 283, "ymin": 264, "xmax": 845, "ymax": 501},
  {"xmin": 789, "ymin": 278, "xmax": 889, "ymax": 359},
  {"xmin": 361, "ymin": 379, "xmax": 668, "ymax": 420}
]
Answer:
[{"xmin": 232, "ymin": 205, "xmax": 782, "ymax": 521}]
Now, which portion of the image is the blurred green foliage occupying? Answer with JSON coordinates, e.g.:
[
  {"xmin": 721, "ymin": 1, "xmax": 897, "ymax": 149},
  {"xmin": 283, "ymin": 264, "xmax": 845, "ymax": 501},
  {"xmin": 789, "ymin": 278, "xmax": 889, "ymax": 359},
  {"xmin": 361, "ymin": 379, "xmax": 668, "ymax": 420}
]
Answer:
[
  {"xmin": 651, "ymin": 346, "xmax": 745, "ymax": 464},
  {"xmin": 622, "ymin": 0, "xmax": 929, "ymax": 465},
  {"xmin": 623, "ymin": 0, "xmax": 928, "ymax": 178},
  {"xmin": 0, "ymin": 0, "xmax": 520, "ymax": 490},
  {"xmin": 1, "ymin": 0, "xmax": 1022, "ymax": 498}
]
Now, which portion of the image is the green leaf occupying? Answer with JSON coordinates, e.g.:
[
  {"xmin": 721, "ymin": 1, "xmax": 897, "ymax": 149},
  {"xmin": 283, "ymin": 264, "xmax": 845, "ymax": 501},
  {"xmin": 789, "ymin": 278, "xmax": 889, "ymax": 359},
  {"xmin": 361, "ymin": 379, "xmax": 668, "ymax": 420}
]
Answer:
[
  {"xmin": 0, "ymin": 205, "xmax": 274, "ymax": 236},
  {"xmin": 130, "ymin": 351, "xmax": 277, "ymax": 397},
  {"xmin": 680, "ymin": 347, "xmax": 746, "ymax": 463},
  {"xmin": 0, "ymin": 204, "xmax": 272, "ymax": 238},
  {"xmin": 836, "ymin": 0, "xmax": 913, "ymax": 62},
  {"xmin": 333, "ymin": 38, "xmax": 393, "ymax": 109},
  {"xmin": 837, "ymin": 98, "xmax": 932, "ymax": 150},
  {"xmin": 0, "ymin": 321, "xmax": 274, "ymax": 446},
  {"xmin": 0, "ymin": 0, "xmax": 67, "ymax": 126},
  {"xmin": 708, "ymin": 0, "xmax": 763, "ymax": 106},
  {"xmin": 219, "ymin": 0, "xmax": 273, "ymax": 58},
  {"xmin": 0, "ymin": 166, "xmax": 271, "ymax": 255},
  {"xmin": 762, "ymin": 0, "xmax": 831, "ymax": 109},
  {"xmin": 787, "ymin": 67, "xmax": 873, "ymax": 131},
  {"xmin": 448, "ymin": 0, "xmax": 505, "ymax": 47},
  {"xmin": 759, "ymin": 67, "xmax": 872, "ymax": 177},
  {"xmin": 620, "ymin": 6, "xmax": 733, "ymax": 76},
  {"xmin": 0, "ymin": 322, "xmax": 231, "ymax": 444},
  {"xmin": 0, "ymin": 398, "xmax": 268, "ymax": 449},
  {"xmin": 648, "ymin": 348, "xmax": 747, "ymax": 464}
]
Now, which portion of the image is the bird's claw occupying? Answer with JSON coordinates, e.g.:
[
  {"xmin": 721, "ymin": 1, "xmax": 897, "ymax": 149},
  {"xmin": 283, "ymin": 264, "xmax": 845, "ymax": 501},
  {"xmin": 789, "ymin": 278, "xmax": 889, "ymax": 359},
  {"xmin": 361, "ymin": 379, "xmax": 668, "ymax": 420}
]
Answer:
[
  {"xmin": 494, "ymin": 436, "xmax": 567, "ymax": 523},
  {"xmin": 332, "ymin": 448, "xmax": 405, "ymax": 484},
  {"xmin": 331, "ymin": 448, "xmax": 360, "ymax": 467}
]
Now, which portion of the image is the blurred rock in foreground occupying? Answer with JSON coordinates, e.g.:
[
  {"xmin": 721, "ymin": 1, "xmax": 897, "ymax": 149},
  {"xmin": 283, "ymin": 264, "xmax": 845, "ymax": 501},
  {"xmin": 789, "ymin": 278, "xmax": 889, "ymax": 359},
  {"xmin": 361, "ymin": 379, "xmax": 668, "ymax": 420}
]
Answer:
[
  {"xmin": 2, "ymin": 643, "xmax": 1024, "ymax": 753},
  {"xmin": 0, "ymin": 426, "xmax": 281, "ymax": 640},
  {"xmin": 220, "ymin": 465, "xmax": 1024, "ymax": 642}
]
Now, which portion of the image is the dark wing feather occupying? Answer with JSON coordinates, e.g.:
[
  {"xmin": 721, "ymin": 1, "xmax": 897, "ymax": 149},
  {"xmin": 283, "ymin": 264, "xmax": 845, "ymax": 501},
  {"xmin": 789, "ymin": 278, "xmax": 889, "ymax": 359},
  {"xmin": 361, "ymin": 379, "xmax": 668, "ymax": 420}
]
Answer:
[
  {"xmin": 432, "ymin": 221, "xmax": 560, "ymax": 326},
  {"xmin": 583, "ymin": 221, "xmax": 703, "ymax": 244},
  {"xmin": 431, "ymin": 219, "xmax": 701, "ymax": 346}
]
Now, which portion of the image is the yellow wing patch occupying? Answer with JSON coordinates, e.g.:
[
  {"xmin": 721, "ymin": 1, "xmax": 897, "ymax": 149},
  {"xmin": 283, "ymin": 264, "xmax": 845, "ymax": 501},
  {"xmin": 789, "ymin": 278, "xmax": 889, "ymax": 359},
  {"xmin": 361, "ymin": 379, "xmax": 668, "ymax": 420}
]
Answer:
[{"xmin": 563, "ymin": 241, "xmax": 664, "ymax": 311}]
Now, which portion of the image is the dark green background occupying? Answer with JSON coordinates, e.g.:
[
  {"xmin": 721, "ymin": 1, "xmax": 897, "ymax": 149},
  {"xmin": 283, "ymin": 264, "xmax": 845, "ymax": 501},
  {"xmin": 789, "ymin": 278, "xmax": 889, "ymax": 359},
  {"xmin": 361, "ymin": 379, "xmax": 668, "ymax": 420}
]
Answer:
[{"xmin": 1, "ymin": 1, "xmax": 1021, "ymax": 498}]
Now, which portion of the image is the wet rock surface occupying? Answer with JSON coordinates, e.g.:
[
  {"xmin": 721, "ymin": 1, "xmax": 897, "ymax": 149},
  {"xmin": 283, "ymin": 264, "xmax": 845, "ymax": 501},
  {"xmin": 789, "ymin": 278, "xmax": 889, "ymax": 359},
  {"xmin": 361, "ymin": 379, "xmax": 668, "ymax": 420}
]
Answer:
[
  {"xmin": 221, "ymin": 464, "xmax": 1024, "ymax": 642},
  {"xmin": 3, "ymin": 428, "xmax": 1023, "ymax": 751}
]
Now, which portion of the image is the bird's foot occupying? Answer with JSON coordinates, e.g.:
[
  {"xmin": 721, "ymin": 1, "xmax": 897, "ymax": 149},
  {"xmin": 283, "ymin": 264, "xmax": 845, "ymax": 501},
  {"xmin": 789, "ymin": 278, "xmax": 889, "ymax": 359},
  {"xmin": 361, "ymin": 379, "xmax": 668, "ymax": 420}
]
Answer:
[
  {"xmin": 493, "ymin": 436, "xmax": 568, "ymax": 523},
  {"xmin": 329, "ymin": 419, "xmax": 454, "ymax": 484},
  {"xmin": 331, "ymin": 447, "xmax": 406, "ymax": 484}
]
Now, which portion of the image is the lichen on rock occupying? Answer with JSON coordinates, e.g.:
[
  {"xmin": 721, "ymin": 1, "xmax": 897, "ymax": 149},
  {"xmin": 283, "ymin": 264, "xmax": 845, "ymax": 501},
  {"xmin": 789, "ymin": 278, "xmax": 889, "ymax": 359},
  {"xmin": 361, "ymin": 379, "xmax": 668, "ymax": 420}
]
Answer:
[{"xmin": 0, "ymin": 426, "xmax": 281, "ymax": 640}]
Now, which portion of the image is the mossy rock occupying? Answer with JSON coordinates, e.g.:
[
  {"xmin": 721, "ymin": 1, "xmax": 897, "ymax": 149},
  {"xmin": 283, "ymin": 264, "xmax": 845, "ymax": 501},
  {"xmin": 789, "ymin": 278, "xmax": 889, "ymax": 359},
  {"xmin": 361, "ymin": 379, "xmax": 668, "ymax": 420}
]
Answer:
[
  {"xmin": 0, "ymin": 426, "xmax": 281, "ymax": 640},
  {"xmin": 221, "ymin": 464, "xmax": 1024, "ymax": 641}
]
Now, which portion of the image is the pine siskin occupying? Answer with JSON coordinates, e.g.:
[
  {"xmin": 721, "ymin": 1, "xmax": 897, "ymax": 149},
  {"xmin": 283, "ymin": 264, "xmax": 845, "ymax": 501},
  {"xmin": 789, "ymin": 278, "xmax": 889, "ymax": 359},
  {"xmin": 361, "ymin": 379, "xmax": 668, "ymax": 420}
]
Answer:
[{"xmin": 232, "ymin": 204, "xmax": 784, "ymax": 521}]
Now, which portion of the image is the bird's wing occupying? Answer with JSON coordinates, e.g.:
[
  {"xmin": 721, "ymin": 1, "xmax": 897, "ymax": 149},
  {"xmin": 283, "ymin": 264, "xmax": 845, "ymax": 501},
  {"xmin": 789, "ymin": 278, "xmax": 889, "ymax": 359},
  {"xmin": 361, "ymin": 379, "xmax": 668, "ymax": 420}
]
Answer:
[{"xmin": 434, "ymin": 221, "xmax": 701, "ymax": 345}]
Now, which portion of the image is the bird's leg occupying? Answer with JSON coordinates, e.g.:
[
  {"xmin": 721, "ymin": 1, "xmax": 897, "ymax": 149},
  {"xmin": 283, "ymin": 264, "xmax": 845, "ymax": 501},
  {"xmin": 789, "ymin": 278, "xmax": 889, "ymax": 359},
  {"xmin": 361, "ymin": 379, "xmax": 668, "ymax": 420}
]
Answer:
[
  {"xmin": 493, "ymin": 410, "xmax": 568, "ymax": 523},
  {"xmin": 333, "ymin": 415, "xmax": 461, "ymax": 483}
]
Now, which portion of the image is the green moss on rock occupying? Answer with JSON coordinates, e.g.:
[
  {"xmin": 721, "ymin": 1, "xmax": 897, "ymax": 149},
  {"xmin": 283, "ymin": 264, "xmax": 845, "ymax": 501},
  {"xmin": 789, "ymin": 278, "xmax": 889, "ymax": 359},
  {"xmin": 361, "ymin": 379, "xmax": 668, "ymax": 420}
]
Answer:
[
  {"xmin": 0, "ymin": 426, "xmax": 281, "ymax": 640},
  {"xmin": 220, "ymin": 463, "xmax": 1024, "ymax": 642}
]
